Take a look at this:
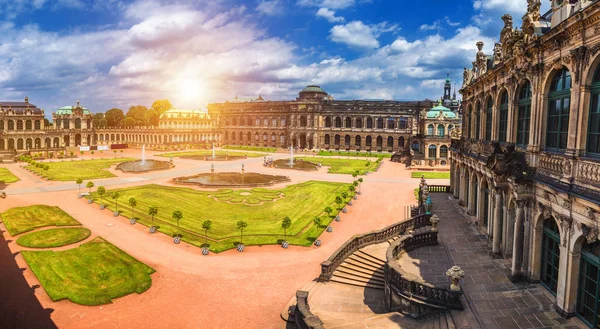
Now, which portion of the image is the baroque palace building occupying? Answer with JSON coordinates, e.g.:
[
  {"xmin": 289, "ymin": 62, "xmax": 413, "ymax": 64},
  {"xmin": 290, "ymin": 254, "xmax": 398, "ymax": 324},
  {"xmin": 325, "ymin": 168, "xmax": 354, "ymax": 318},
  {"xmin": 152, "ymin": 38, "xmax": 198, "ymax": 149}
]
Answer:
[
  {"xmin": 0, "ymin": 100, "xmax": 217, "ymax": 156},
  {"xmin": 208, "ymin": 85, "xmax": 455, "ymax": 152},
  {"xmin": 450, "ymin": 0, "xmax": 600, "ymax": 326}
]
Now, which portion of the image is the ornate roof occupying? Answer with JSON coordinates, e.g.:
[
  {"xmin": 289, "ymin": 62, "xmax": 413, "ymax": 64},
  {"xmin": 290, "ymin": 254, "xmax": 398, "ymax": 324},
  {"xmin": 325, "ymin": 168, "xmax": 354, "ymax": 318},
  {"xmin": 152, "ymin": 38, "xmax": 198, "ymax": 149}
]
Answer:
[
  {"xmin": 300, "ymin": 85, "xmax": 327, "ymax": 94},
  {"xmin": 426, "ymin": 102, "xmax": 456, "ymax": 118},
  {"xmin": 56, "ymin": 105, "xmax": 91, "ymax": 115}
]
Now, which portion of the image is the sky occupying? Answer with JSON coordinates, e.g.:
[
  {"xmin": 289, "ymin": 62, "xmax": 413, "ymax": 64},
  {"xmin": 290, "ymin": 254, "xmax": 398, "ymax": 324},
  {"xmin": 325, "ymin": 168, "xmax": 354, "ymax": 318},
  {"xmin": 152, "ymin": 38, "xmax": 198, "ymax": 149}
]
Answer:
[{"xmin": 0, "ymin": 0, "xmax": 550, "ymax": 114}]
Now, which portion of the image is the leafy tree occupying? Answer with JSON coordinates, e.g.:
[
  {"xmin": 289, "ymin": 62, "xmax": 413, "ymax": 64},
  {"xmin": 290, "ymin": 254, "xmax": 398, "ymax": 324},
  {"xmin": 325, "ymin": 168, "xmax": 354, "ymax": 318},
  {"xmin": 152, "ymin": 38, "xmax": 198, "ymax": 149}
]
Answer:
[
  {"xmin": 324, "ymin": 206, "xmax": 333, "ymax": 217},
  {"xmin": 43, "ymin": 118, "xmax": 51, "ymax": 127},
  {"xmin": 126, "ymin": 105, "xmax": 149, "ymax": 126},
  {"xmin": 43, "ymin": 164, "xmax": 49, "ymax": 176},
  {"xmin": 86, "ymin": 181, "xmax": 94, "ymax": 194},
  {"xmin": 349, "ymin": 185, "xmax": 355, "ymax": 193},
  {"xmin": 92, "ymin": 113, "xmax": 105, "ymax": 128},
  {"xmin": 76, "ymin": 178, "xmax": 83, "ymax": 195},
  {"xmin": 202, "ymin": 220, "xmax": 212, "ymax": 246},
  {"xmin": 148, "ymin": 205, "xmax": 158, "ymax": 226},
  {"xmin": 70, "ymin": 151, "xmax": 74, "ymax": 160},
  {"xmin": 151, "ymin": 99, "xmax": 173, "ymax": 116},
  {"xmin": 353, "ymin": 180, "xmax": 359, "ymax": 187},
  {"xmin": 129, "ymin": 197, "xmax": 137, "ymax": 219},
  {"xmin": 144, "ymin": 109, "xmax": 160, "ymax": 127},
  {"xmin": 358, "ymin": 178, "xmax": 363, "ymax": 184},
  {"xmin": 313, "ymin": 216, "xmax": 322, "ymax": 228},
  {"xmin": 341, "ymin": 192, "xmax": 348, "ymax": 201},
  {"xmin": 282, "ymin": 216, "xmax": 292, "ymax": 242},
  {"xmin": 172, "ymin": 210, "xmax": 183, "ymax": 228},
  {"xmin": 111, "ymin": 192, "xmax": 120, "ymax": 212},
  {"xmin": 105, "ymin": 108, "xmax": 125, "ymax": 127},
  {"xmin": 90, "ymin": 150, "xmax": 95, "ymax": 159},
  {"xmin": 97, "ymin": 186, "xmax": 106, "ymax": 204},
  {"xmin": 335, "ymin": 196, "xmax": 343, "ymax": 209},
  {"xmin": 122, "ymin": 117, "xmax": 136, "ymax": 127},
  {"xmin": 237, "ymin": 220, "xmax": 248, "ymax": 244},
  {"xmin": 352, "ymin": 171, "xmax": 358, "ymax": 181}
]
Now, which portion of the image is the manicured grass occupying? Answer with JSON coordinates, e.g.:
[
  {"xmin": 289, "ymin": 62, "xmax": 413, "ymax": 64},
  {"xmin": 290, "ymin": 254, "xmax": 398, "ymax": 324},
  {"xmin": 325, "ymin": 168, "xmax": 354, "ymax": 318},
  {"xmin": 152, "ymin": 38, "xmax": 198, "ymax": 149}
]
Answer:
[
  {"xmin": 411, "ymin": 171, "xmax": 451, "ymax": 179},
  {"xmin": 0, "ymin": 167, "xmax": 19, "ymax": 183},
  {"xmin": 27, "ymin": 158, "xmax": 135, "ymax": 181},
  {"xmin": 21, "ymin": 237, "xmax": 155, "ymax": 306},
  {"xmin": 317, "ymin": 150, "xmax": 392, "ymax": 158},
  {"xmin": 17, "ymin": 228, "xmax": 91, "ymax": 248},
  {"xmin": 223, "ymin": 145, "xmax": 278, "ymax": 152},
  {"xmin": 89, "ymin": 181, "xmax": 355, "ymax": 252},
  {"xmin": 1, "ymin": 205, "xmax": 81, "ymax": 236},
  {"xmin": 156, "ymin": 150, "xmax": 265, "ymax": 158},
  {"xmin": 296, "ymin": 157, "xmax": 380, "ymax": 175}
]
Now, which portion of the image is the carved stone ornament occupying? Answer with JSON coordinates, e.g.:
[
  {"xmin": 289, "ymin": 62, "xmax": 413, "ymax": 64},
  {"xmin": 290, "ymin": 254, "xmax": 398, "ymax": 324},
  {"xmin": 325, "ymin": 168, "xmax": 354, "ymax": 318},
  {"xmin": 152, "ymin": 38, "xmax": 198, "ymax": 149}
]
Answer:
[
  {"xmin": 577, "ymin": 222, "xmax": 600, "ymax": 244},
  {"xmin": 538, "ymin": 202, "xmax": 552, "ymax": 219},
  {"xmin": 563, "ymin": 199, "xmax": 572, "ymax": 210},
  {"xmin": 595, "ymin": 24, "xmax": 600, "ymax": 34},
  {"xmin": 558, "ymin": 215, "xmax": 573, "ymax": 247},
  {"xmin": 446, "ymin": 266, "xmax": 465, "ymax": 291}
]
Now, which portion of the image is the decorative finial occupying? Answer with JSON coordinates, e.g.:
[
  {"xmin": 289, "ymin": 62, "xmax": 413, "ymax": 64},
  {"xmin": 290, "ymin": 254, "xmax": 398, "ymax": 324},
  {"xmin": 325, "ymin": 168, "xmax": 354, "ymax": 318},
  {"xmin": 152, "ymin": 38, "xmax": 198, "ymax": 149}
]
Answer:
[
  {"xmin": 476, "ymin": 41, "xmax": 484, "ymax": 52},
  {"xmin": 446, "ymin": 266, "xmax": 465, "ymax": 291},
  {"xmin": 77, "ymin": 100, "xmax": 80, "ymax": 107},
  {"xmin": 24, "ymin": 96, "xmax": 28, "ymax": 103}
]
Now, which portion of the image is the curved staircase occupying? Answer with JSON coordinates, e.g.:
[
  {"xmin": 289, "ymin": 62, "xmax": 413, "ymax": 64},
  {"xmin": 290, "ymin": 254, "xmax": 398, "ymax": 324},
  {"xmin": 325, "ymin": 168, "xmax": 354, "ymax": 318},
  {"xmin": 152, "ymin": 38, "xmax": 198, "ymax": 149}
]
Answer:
[{"xmin": 330, "ymin": 248, "xmax": 386, "ymax": 290}]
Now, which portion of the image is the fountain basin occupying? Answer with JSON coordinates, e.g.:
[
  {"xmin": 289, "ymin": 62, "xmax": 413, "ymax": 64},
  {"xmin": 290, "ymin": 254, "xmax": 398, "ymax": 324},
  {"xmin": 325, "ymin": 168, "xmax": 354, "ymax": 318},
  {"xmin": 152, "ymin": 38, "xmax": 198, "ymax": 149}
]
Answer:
[
  {"xmin": 173, "ymin": 172, "xmax": 290, "ymax": 188},
  {"xmin": 181, "ymin": 155, "xmax": 247, "ymax": 161},
  {"xmin": 272, "ymin": 159, "xmax": 319, "ymax": 171},
  {"xmin": 116, "ymin": 160, "xmax": 174, "ymax": 173}
]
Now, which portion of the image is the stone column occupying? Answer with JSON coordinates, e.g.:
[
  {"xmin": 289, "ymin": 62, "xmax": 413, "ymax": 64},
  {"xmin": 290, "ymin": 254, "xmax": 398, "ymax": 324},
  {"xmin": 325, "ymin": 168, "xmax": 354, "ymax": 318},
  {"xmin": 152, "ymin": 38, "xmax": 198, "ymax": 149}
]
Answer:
[
  {"xmin": 557, "ymin": 249, "xmax": 581, "ymax": 317},
  {"xmin": 492, "ymin": 189, "xmax": 503, "ymax": 256},
  {"xmin": 510, "ymin": 200, "xmax": 525, "ymax": 281},
  {"xmin": 565, "ymin": 84, "xmax": 581, "ymax": 157}
]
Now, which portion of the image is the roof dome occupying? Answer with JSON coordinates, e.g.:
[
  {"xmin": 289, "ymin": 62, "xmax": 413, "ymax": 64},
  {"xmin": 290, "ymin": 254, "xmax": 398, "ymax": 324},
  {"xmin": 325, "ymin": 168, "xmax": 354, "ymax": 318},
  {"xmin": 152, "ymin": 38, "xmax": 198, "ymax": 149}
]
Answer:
[
  {"xmin": 426, "ymin": 102, "xmax": 456, "ymax": 118},
  {"xmin": 300, "ymin": 85, "xmax": 327, "ymax": 94}
]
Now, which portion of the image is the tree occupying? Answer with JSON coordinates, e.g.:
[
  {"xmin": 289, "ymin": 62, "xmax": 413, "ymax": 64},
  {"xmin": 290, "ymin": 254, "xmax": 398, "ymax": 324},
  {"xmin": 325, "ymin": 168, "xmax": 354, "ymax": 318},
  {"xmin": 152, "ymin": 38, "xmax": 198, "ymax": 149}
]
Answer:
[
  {"xmin": 282, "ymin": 216, "xmax": 292, "ymax": 242},
  {"xmin": 122, "ymin": 117, "xmax": 136, "ymax": 127},
  {"xmin": 76, "ymin": 178, "xmax": 83, "ymax": 195},
  {"xmin": 113, "ymin": 150, "xmax": 117, "ymax": 158},
  {"xmin": 335, "ymin": 196, "xmax": 343, "ymax": 209},
  {"xmin": 90, "ymin": 150, "xmax": 95, "ymax": 159},
  {"xmin": 111, "ymin": 192, "xmax": 120, "ymax": 212},
  {"xmin": 43, "ymin": 164, "xmax": 49, "ymax": 177},
  {"xmin": 172, "ymin": 210, "xmax": 183, "ymax": 228},
  {"xmin": 70, "ymin": 151, "xmax": 74, "ymax": 160},
  {"xmin": 144, "ymin": 109, "xmax": 160, "ymax": 126},
  {"xmin": 105, "ymin": 108, "xmax": 125, "ymax": 127},
  {"xmin": 97, "ymin": 186, "xmax": 106, "ymax": 204},
  {"xmin": 92, "ymin": 113, "xmax": 105, "ymax": 128},
  {"xmin": 151, "ymin": 99, "xmax": 173, "ymax": 116},
  {"xmin": 149, "ymin": 205, "xmax": 158, "ymax": 226},
  {"xmin": 324, "ymin": 206, "xmax": 333, "ymax": 217},
  {"xmin": 352, "ymin": 171, "xmax": 358, "ymax": 181},
  {"xmin": 202, "ymin": 220, "xmax": 212, "ymax": 246},
  {"xmin": 43, "ymin": 118, "xmax": 51, "ymax": 127},
  {"xmin": 349, "ymin": 185, "xmax": 355, "ymax": 193},
  {"xmin": 313, "ymin": 216, "xmax": 322, "ymax": 228},
  {"xmin": 129, "ymin": 197, "xmax": 137, "ymax": 219},
  {"xmin": 86, "ymin": 181, "xmax": 94, "ymax": 194},
  {"xmin": 126, "ymin": 105, "xmax": 149, "ymax": 126},
  {"xmin": 237, "ymin": 220, "xmax": 248, "ymax": 244},
  {"xmin": 341, "ymin": 192, "xmax": 348, "ymax": 201}
]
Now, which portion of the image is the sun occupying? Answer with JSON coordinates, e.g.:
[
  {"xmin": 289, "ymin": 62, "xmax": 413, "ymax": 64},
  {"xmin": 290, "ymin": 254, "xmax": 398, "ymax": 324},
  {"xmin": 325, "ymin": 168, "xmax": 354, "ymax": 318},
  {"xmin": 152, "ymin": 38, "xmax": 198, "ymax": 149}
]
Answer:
[{"xmin": 177, "ymin": 78, "xmax": 203, "ymax": 102}]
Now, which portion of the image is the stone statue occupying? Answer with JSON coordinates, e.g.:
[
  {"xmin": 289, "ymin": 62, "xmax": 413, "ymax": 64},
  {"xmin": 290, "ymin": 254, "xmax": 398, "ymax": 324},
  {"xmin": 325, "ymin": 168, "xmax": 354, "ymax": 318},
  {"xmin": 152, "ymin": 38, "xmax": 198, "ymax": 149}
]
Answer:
[
  {"xmin": 493, "ymin": 43, "xmax": 503, "ymax": 64},
  {"xmin": 475, "ymin": 41, "xmax": 487, "ymax": 76},
  {"xmin": 527, "ymin": 0, "xmax": 541, "ymax": 21},
  {"xmin": 500, "ymin": 14, "xmax": 514, "ymax": 43}
]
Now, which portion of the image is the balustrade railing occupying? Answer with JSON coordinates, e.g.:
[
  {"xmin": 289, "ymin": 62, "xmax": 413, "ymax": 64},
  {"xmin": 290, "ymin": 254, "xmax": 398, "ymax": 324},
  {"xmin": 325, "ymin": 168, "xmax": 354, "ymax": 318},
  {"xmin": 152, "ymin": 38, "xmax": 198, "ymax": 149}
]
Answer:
[
  {"xmin": 427, "ymin": 185, "xmax": 450, "ymax": 193},
  {"xmin": 319, "ymin": 213, "xmax": 430, "ymax": 281},
  {"xmin": 294, "ymin": 291, "xmax": 325, "ymax": 329},
  {"xmin": 538, "ymin": 152, "xmax": 565, "ymax": 176}
]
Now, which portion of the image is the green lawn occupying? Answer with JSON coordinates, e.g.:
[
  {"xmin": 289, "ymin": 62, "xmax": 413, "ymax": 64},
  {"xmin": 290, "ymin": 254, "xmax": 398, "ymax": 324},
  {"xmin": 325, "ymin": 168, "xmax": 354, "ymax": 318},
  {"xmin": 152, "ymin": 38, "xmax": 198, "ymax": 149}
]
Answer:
[
  {"xmin": 17, "ymin": 228, "xmax": 91, "ymax": 248},
  {"xmin": 21, "ymin": 237, "xmax": 155, "ymax": 306},
  {"xmin": 411, "ymin": 171, "xmax": 451, "ymax": 179},
  {"xmin": 317, "ymin": 150, "xmax": 392, "ymax": 158},
  {"xmin": 156, "ymin": 150, "xmax": 265, "ymax": 158},
  {"xmin": 0, "ymin": 167, "xmax": 19, "ymax": 183},
  {"xmin": 223, "ymin": 145, "xmax": 278, "ymax": 152},
  {"xmin": 88, "ymin": 181, "xmax": 354, "ymax": 252},
  {"xmin": 296, "ymin": 157, "xmax": 380, "ymax": 175},
  {"xmin": 1, "ymin": 205, "xmax": 81, "ymax": 236},
  {"xmin": 27, "ymin": 158, "xmax": 135, "ymax": 181}
]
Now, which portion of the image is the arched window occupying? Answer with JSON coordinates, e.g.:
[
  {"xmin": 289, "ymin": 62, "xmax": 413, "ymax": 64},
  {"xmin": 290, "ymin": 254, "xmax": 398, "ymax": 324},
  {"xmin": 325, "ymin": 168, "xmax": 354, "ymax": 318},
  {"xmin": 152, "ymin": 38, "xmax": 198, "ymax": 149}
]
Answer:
[
  {"xmin": 485, "ymin": 97, "xmax": 493, "ymax": 141},
  {"xmin": 376, "ymin": 117, "xmax": 383, "ymax": 129},
  {"xmin": 334, "ymin": 134, "xmax": 340, "ymax": 145},
  {"xmin": 399, "ymin": 118, "xmax": 407, "ymax": 130},
  {"xmin": 300, "ymin": 116, "xmax": 307, "ymax": 127},
  {"xmin": 475, "ymin": 102, "xmax": 481, "ymax": 139},
  {"xmin": 387, "ymin": 136, "xmax": 393, "ymax": 147},
  {"xmin": 498, "ymin": 92, "xmax": 509, "ymax": 142},
  {"xmin": 387, "ymin": 118, "xmax": 395, "ymax": 129},
  {"xmin": 366, "ymin": 117, "xmax": 373, "ymax": 128},
  {"xmin": 541, "ymin": 217, "xmax": 560, "ymax": 295},
  {"xmin": 34, "ymin": 120, "xmax": 41, "ymax": 130},
  {"xmin": 587, "ymin": 67, "xmax": 600, "ymax": 156},
  {"xmin": 411, "ymin": 141, "xmax": 419, "ymax": 153},
  {"xmin": 428, "ymin": 145, "xmax": 437, "ymax": 158},
  {"xmin": 345, "ymin": 117, "xmax": 352, "ymax": 128},
  {"xmin": 399, "ymin": 136, "xmax": 405, "ymax": 148},
  {"xmin": 17, "ymin": 120, "xmax": 23, "ymax": 130},
  {"xmin": 448, "ymin": 124, "xmax": 454, "ymax": 134},
  {"xmin": 427, "ymin": 124, "xmax": 434, "ymax": 136},
  {"xmin": 440, "ymin": 145, "xmax": 448, "ymax": 158},
  {"xmin": 437, "ymin": 124, "xmax": 445, "ymax": 137},
  {"xmin": 517, "ymin": 81, "xmax": 532, "ymax": 147},
  {"xmin": 577, "ymin": 240, "xmax": 600, "ymax": 327},
  {"xmin": 355, "ymin": 118, "xmax": 363, "ymax": 128},
  {"xmin": 325, "ymin": 117, "xmax": 332, "ymax": 128},
  {"xmin": 7, "ymin": 120, "xmax": 14, "ymax": 130},
  {"xmin": 465, "ymin": 107, "xmax": 471, "ymax": 138},
  {"xmin": 335, "ymin": 117, "xmax": 342, "ymax": 128},
  {"xmin": 355, "ymin": 135, "xmax": 361, "ymax": 146},
  {"xmin": 546, "ymin": 68, "xmax": 571, "ymax": 152},
  {"xmin": 344, "ymin": 135, "xmax": 351, "ymax": 146},
  {"xmin": 324, "ymin": 134, "xmax": 330, "ymax": 144},
  {"xmin": 25, "ymin": 120, "xmax": 32, "ymax": 130}
]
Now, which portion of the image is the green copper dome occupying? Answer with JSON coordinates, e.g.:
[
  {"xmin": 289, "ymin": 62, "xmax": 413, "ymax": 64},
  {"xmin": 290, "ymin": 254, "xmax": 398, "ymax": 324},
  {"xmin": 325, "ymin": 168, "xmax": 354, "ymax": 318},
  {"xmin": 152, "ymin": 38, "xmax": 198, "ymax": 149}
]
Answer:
[
  {"xmin": 426, "ymin": 102, "xmax": 456, "ymax": 118},
  {"xmin": 300, "ymin": 85, "xmax": 327, "ymax": 94},
  {"xmin": 55, "ymin": 105, "xmax": 91, "ymax": 115}
]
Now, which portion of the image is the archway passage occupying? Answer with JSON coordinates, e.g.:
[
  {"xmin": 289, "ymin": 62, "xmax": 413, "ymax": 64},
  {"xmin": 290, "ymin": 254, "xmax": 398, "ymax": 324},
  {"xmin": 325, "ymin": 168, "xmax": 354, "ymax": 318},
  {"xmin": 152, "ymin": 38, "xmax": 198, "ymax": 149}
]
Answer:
[
  {"xmin": 541, "ymin": 217, "xmax": 560, "ymax": 295},
  {"xmin": 299, "ymin": 134, "xmax": 307, "ymax": 149},
  {"xmin": 577, "ymin": 240, "xmax": 600, "ymax": 327}
]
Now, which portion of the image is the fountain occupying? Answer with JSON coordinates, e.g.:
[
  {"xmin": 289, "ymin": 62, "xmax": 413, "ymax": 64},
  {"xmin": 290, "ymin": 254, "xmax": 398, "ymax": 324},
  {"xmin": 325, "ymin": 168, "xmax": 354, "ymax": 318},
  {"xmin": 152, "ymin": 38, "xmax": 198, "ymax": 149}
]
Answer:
[
  {"xmin": 212, "ymin": 143, "xmax": 216, "ymax": 160},
  {"xmin": 181, "ymin": 143, "xmax": 246, "ymax": 161},
  {"xmin": 272, "ymin": 148, "xmax": 318, "ymax": 171},
  {"xmin": 289, "ymin": 147, "xmax": 294, "ymax": 166},
  {"xmin": 173, "ymin": 172, "xmax": 289, "ymax": 188},
  {"xmin": 115, "ymin": 144, "xmax": 174, "ymax": 173}
]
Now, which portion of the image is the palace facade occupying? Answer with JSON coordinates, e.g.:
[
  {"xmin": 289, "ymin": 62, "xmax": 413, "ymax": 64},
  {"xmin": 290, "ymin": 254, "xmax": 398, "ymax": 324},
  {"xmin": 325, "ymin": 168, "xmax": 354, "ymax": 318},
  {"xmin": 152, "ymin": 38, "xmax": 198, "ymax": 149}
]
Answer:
[
  {"xmin": 450, "ymin": 1, "xmax": 600, "ymax": 326},
  {"xmin": 208, "ymin": 85, "xmax": 451, "ymax": 152}
]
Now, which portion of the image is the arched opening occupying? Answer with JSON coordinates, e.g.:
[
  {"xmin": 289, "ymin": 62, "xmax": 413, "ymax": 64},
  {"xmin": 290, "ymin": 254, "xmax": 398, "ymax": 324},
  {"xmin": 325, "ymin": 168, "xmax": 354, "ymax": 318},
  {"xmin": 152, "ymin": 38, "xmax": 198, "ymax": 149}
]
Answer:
[
  {"xmin": 387, "ymin": 136, "xmax": 393, "ymax": 148},
  {"xmin": 428, "ymin": 145, "xmax": 437, "ymax": 158},
  {"xmin": 427, "ymin": 124, "xmax": 434, "ymax": 136},
  {"xmin": 53, "ymin": 138, "xmax": 59, "ymax": 148},
  {"xmin": 485, "ymin": 97, "xmax": 493, "ymax": 141},
  {"xmin": 411, "ymin": 141, "xmax": 419, "ymax": 154},
  {"xmin": 376, "ymin": 136, "xmax": 383, "ymax": 151},
  {"xmin": 366, "ymin": 136, "xmax": 372, "ymax": 148},
  {"xmin": 376, "ymin": 117, "xmax": 383, "ymax": 129},
  {"xmin": 75, "ymin": 134, "xmax": 82, "ymax": 146},
  {"xmin": 465, "ymin": 106, "xmax": 471, "ymax": 138},
  {"xmin": 335, "ymin": 117, "xmax": 342, "ymax": 128},
  {"xmin": 25, "ymin": 120, "xmax": 32, "ymax": 130},
  {"xmin": 399, "ymin": 136, "xmax": 405, "ymax": 148},
  {"xmin": 17, "ymin": 138, "xmax": 24, "ymax": 150},
  {"xmin": 7, "ymin": 120, "xmax": 13, "ymax": 130},
  {"xmin": 25, "ymin": 138, "xmax": 32, "ymax": 149},
  {"xmin": 546, "ymin": 68, "xmax": 571, "ymax": 152},
  {"xmin": 300, "ymin": 116, "xmax": 307, "ymax": 127},
  {"xmin": 471, "ymin": 176, "xmax": 478, "ymax": 216},
  {"xmin": 475, "ymin": 102, "xmax": 481, "ymax": 140},
  {"xmin": 45, "ymin": 138, "xmax": 51, "ymax": 148},
  {"xmin": 17, "ymin": 120, "xmax": 23, "ymax": 130},
  {"xmin": 387, "ymin": 117, "xmax": 395, "ymax": 129},
  {"xmin": 586, "ymin": 67, "xmax": 600, "ymax": 156},
  {"xmin": 64, "ymin": 119, "xmax": 70, "ymax": 129},
  {"xmin": 345, "ymin": 117, "xmax": 352, "ymax": 128},
  {"xmin": 498, "ymin": 91, "xmax": 509, "ymax": 142},
  {"xmin": 577, "ymin": 240, "xmax": 600, "ymax": 327},
  {"xmin": 355, "ymin": 135, "xmax": 361, "ymax": 148},
  {"xmin": 356, "ymin": 118, "xmax": 363, "ymax": 128},
  {"xmin": 75, "ymin": 118, "xmax": 82, "ymax": 129},
  {"xmin": 334, "ymin": 134, "xmax": 340, "ymax": 147},
  {"xmin": 517, "ymin": 81, "xmax": 532, "ymax": 147},
  {"xmin": 325, "ymin": 117, "xmax": 332, "ymax": 128},
  {"xmin": 399, "ymin": 118, "xmax": 407, "ymax": 129},
  {"xmin": 437, "ymin": 124, "xmax": 445, "ymax": 137},
  {"xmin": 324, "ymin": 134, "xmax": 331, "ymax": 145},
  {"xmin": 440, "ymin": 145, "xmax": 448, "ymax": 158},
  {"xmin": 481, "ymin": 180, "xmax": 489, "ymax": 228},
  {"xmin": 8, "ymin": 139, "xmax": 15, "ymax": 150},
  {"xmin": 366, "ymin": 117, "xmax": 373, "ymax": 129},
  {"xmin": 540, "ymin": 216, "xmax": 560, "ymax": 295},
  {"xmin": 299, "ymin": 134, "xmax": 306, "ymax": 148},
  {"xmin": 344, "ymin": 135, "xmax": 351, "ymax": 149},
  {"xmin": 34, "ymin": 138, "xmax": 41, "ymax": 149}
]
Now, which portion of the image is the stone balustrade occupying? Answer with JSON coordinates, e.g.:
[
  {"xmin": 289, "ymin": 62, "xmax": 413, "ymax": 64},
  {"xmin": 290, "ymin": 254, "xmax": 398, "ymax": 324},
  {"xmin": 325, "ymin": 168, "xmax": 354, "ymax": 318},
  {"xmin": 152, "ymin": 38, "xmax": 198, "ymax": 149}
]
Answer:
[{"xmin": 294, "ymin": 291, "xmax": 325, "ymax": 329}]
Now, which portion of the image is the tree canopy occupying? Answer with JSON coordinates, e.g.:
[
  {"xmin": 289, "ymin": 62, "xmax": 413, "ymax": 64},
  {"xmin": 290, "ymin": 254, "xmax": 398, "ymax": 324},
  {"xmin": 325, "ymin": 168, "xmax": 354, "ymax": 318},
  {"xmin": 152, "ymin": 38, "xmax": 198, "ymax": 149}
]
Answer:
[
  {"xmin": 151, "ymin": 99, "xmax": 173, "ymax": 116},
  {"xmin": 105, "ymin": 108, "xmax": 125, "ymax": 127}
]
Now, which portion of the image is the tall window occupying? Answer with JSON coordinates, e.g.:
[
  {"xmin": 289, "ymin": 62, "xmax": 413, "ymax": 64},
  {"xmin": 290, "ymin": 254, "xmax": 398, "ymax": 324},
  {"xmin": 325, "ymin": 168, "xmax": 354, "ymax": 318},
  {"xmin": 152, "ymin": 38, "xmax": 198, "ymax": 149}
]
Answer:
[
  {"xmin": 465, "ymin": 107, "xmax": 471, "ymax": 138},
  {"xmin": 475, "ymin": 102, "xmax": 481, "ymax": 139},
  {"xmin": 428, "ymin": 145, "xmax": 437, "ymax": 158},
  {"xmin": 546, "ymin": 68, "xmax": 571, "ymax": 152},
  {"xmin": 427, "ymin": 124, "xmax": 434, "ymax": 136},
  {"xmin": 485, "ymin": 98, "xmax": 493, "ymax": 141},
  {"xmin": 440, "ymin": 145, "xmax": 448, "ymax": 158},
  {"xmin": 517, "ymin": 81, "xmax": 532, "ymax": 147},
  {"xmin": 399, "ymin": 118, "xmax": 407, "ymax": 129},
  {"xmin": 587, "ymin": 67, "xmax": 600, "ymax": 156},
  {"xmin": 541, "ymin": 217, "xmax": 560, "ymax": 295},
  {"xmin": 577, "ymin": 240, "xmax": 600, "ymax": 328},
  {"xmin": 498, "ymin": 92, "xmax": 508, "ymax": 142},
  {"xmin": 437, "ymin": 125, "xmax": 445, "ymax": 136}
]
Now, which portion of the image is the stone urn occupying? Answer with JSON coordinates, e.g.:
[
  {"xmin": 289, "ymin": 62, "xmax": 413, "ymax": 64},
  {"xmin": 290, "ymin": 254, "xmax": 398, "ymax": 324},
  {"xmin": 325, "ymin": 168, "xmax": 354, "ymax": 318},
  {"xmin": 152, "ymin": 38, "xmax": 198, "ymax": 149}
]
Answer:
[
  {"xmin": 130, "ymin": 218, "xmax": 137, "ymax": 225},
  {"xmin": 348, "ymin": 201, "xmax": 353, "ymax": 206},
  {"xmin": 430, "ymin": 214, "xmax": 440, "ymax": 231},
  {"xmin": 314, "ymin": 239, "xmax": 322, "ymax": 247},
  {"xmin": 237, "ymin": 244, "xmax": 245, "ymax": 252},
  {"xmin": 113, "ymin": 211, "xmax": 119, "ymax": 217},
  {"xmin": 326, "ymin": 226, "xmax": 333, "ymax": 233},
  {"xmin": 100, "ymin": 204, "xmax": 106, "ymax": 210},
  {"xmin": 335, "ymin": 215, "xmax": 341, "ymax": 222},
  {"xmin": 149, "ymin": 226, "xmax": 157, "ymax": 234},
  {"xmin": 87, "ymin": 199, "xmax": 93, "ymax": 204},
  {"xmin": 357, "ymin": 191, "xmax": 362, "ymax": 195},
  {"xmin": 446, "ymin": 266, "xmax": 465, "ymax": 291},
  {"xmin": 282, "ymin": 241, "xmax": 289, "ymax": 249},
  {"xmin": 173, "ymin": 235, "xmax": 181, "ymax": 244},
  {"xmin": 353, "ymin": 195, "xmax": 358, "ymax": 200},
  {"xmin": 202, "ymin": 247, "xmax": 210, "ymax": 255},
  {"xmin": 342, "ymin": 207, "xmax": 348, "ymax": 213}
]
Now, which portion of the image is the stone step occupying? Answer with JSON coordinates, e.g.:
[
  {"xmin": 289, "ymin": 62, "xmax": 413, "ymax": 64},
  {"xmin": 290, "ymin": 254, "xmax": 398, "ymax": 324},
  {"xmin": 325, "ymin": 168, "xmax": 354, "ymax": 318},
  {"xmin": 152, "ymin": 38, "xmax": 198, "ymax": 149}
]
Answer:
[
  {"xmin": 329, "ymin": 274, "xmax": 385, "ymax": 290},
  {"xmin": 338, "ymin": 262, "xmax": 385, "ymax": 278},
  {"xmin": 347, "ymin": 254, "xmax": 384, "ymax": 270},
  {"xmin": 332, "ymin": 270, "xmax": 385, "ymax": 285},
  {"xmin": 334, "ymin": 266, "xmax": 385, "ymax": 282},
  {"xmin": 355, "ymin": 249, "xmax": 386, "ymax": 265}
]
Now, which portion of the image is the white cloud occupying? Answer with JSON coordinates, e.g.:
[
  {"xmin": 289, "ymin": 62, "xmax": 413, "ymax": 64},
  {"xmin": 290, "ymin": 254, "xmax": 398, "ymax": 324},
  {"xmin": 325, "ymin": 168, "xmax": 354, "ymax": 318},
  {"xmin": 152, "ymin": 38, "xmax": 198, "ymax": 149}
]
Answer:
[
  {"xmin": 316, "ymin": 7, "xmax": 344, "ymax": 23},
  {"xmin": 256, "ymin": 0, "xmax": 283, "ymax": 16},
  {"xmin": 296, "ymin": 0, "xmax": 356, "ymax": 9},
  {"xmin": 329, "ymin": 20, "xmax": 399, "ymax": 49},
  {"xmin": 420, "ymin": 21, "xmax": 440, "ymax": 31},
  {"xmin": 471, "ymin": 0, "xmax": 550, "ymax": 30}
]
